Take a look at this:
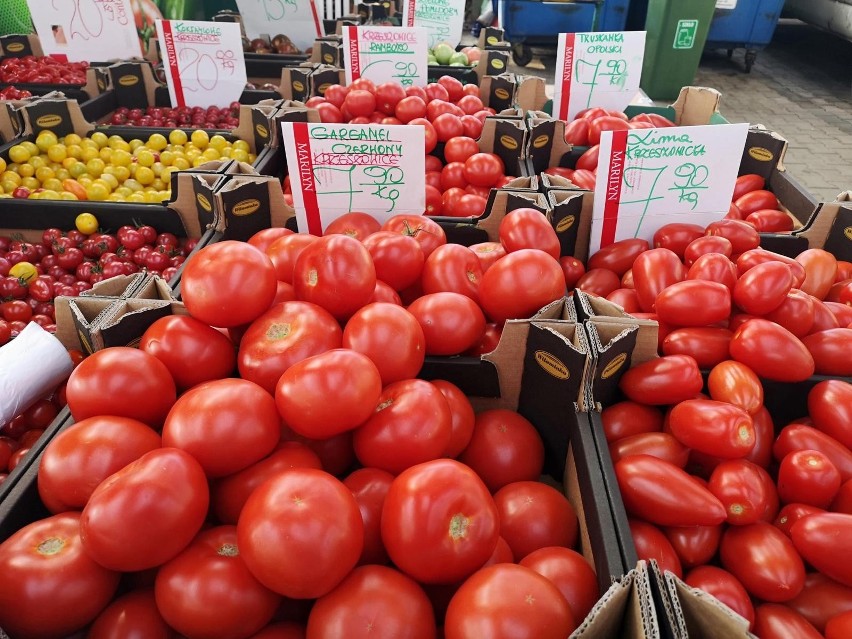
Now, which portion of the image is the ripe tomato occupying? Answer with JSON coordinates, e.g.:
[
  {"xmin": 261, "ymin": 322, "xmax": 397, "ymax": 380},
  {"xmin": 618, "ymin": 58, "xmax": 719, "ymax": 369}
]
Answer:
[
  {"xmin": 774, "ymin": 503, "xmax": 825, "ymax": 537},
  {"xmin": 655, "ymin": 280, "xmax": 731, "ymax": 327},
  {"xmin": 371, "ymin": 280, "xmax": 402, "ymax": 305},
  {"xmin": 705, "ymin": 219, "xmax": 760, "ymax": 255},
  {"xmin": 560, "ymin": 255, "xmax": 586, "ymax": 289},
  {"xmin": 753, "ymin": 604, "xmax": 823, "ymax": 639},
  {"xmin": 343, "ymin": 468, "xmax": 394, "ymax": 565},
  {"xmin": 746, "ymin": 209, "xmax": 795, "ymax": 232},
  {"xmin": 607, "ymin": 287, "xmax": 641, "ymax": 312},
  {"xmin": 444, "ymin": 136, "xmax": 480, "ymax": 164},
  {"xmin": 733, "ymin": 261, "xmax": 794, "ymax": 315},
  {"xmin": 662, "ymin": 327, "xmax": 732, "ymax": 368},
  {"xmin": 564, "ymin": 118, "xmax": 590, "ymax": 145},
  {"xmin": 630, "ymin": 518, "xmax": 683, "ymax": 578},
  {"xmin": 663, "ymin": 524, "xmax": 722, "ymax": 570},
  {"xmin": 707, "ymin": 360, "xmax": 763, "ymax": 415},
  {"xmin": 381, "ymin": 214, "xmax": 447, "ymax": 258},
  {"xmin": 788, "ymin": 573, "xmax": 852, "ymax": 634},
  {"xmin": 778, "ymin": 449, "xmax": 842, "ymax": 508},
  {"xmin": 182, "ymin": 241, "xmax": 277, "ymax": 327},
  {"xmin": 828, "ymin": 611, "xmax": 852, "ymax": 639},
  {"xmin": 733, "ymin": 174, "xmax": 766, "ymax": 200},
  {"xmin": 519, "ymin": 546, "xmax": 600, "ymax": 622},
  {"xmin": 464, "ymin": 153, "xmax": 504, "ymax": 187},
  {"xmin": 774, "ymin": 423, "xmax": 852, "ymax": 483},
  {"xmin": 238, "ymin": 468, "xmax": 363, "ymax": 599},
  {"xmin": 163, "ymin": 378, "xmax": 280, "ymax": 478},
  {"xmin": 421, "ymin": 243, "xmax": 484, "ymax": 303},
  {"xmin": 66, "ymin": 347, "xmax": 176, "ymax": 428},
  {"xmin": 87, "ymin": 588, "xmax": 172, "ymax": 639},
  {"xmin": 407, "ymin": 292, "xmax": 486, "ymax": 355},
  {"xmin": 324, "ymin": 211, "xmax": 381, "ymax": 240},
  {"xmin": 293, "ymin": 235, "xmax": 376, "ymax": 321},
  {"xmin": 440, "ymin": 161, "xmax": 468, "ymax": 190},
  {"xmin": 708, "ymin": 459, "xmax": 774, "ymax": 525},
  {"xmin": 687, "ymin": 252, "xmax": 738, "ymax": 293},
  {"xmin": 792, "ymin": 513, "xmax": 852, "ymax": 587},
  {"xmin": 721, "ymin": 522, "xmax": 805, "ymax": 602},
  {"xmin": 276, "ymin": 349, "xmax": 382, "ymax": 439},
  {"xmin": 444, "ymin": 564, "xmax": 574, "ymax": 639},
  {"xmin": 425, "ymin": 184, "xmax": 443, "ymax": 216},
  {"xmin": 479, "ymin": 249, "xmax": 565, "ymax": 324},
  {"xmin": 803, "ymin": 329, "xmax": 852, "ymax": 376},
  {"xmin": 737, "ymin": 248, "xmax": 806, "ymax": 287},
  {"xmin": 615, "ymin": 455, "xmax": 726, "ymax": 526},
  {"xmin": 432, "ymin": 113, "xmax": 464, "ymax": 142},
  {"xmin": 458, "ymin": 409, "xmax": 544, "ymax": 493},
  {"xmin": 38, "ymin": 416, "xmax": 161, "ymax": 514},
  {"xmin": 576, "ymin": 268, "xmax": 620, "ymax": 297},
  {"xmin": 409, "ymin": 117, "xmax": 437, "ymax": 153},
  {"xmin": 735, "ymin": 189, "xmax": 779, "ymax": 215},
  {"xmin": 155, "ymin": 526, "xmax": 280, "ymax": 638},
  {"xmin": 81, "ymin": 448, "xmax": 209, "ymax": 572},
  {"xmin": 344, "ymin": 89, "xmax": 376, "ymax": 117},
  {"xmin": 587, "ymin": 115, "xmax": 631, "ymax": 145},
  {"xmin": 618, "ymin": 354, "xmax": 703, "ymax": 405},
  {"xmin": 266, "ymin": 233, "xmax": 320, "ymax": 283},
  {"xmin": 685, "ymin": 566, "xmax": 755, "ymax": 629},
  {"xmin": 729, "ymin": 319, "xmax": 815, "ymax": 382},
  {"xmin": 375, "ymin": 82, "xmax": 406, "ymax": 115},
  {"xmin": 248, "ymin": 228, "xmax": 294, "ymax": 253},
  {"xmin": 0, "ymin": 513, "xmax": 120, "ymax": 638},
  {"xmin": 601, "ymin": 401, "xmax": 663, "ymax": 443},
  {"xmin": 653, "ymin": 223, "xmax": 705, "ymax": 258},
  {"xmin": 140, "ymin": 315, "xmax": 235, "ymax": 392},
  {"xmin": 431, "ymin": 379, "xmax": 476, "ymax": 457},
  {"xmin": 632, "ymin": 248, "xmax": 686, "ymax": 311},
  {"xmin": 362, "ymin": 231, "xmax": 425, "ymax": 292},
  {"xmin": 395, "ymin": 96, "xmax": 427, "ymax": 123},
  {"xmin": 683, "ymin": 235, "xmax": 733, "ymax": 265},
  {"xmin": 608, "ymin": 432, "xmax": 689, "ymax": 468},
  {"xmin": 765, "ymin": 289, "xmax": 815, "ymax": 337},
  {"xmin": 381, "ymin": 459, "xmax": 499, "ymax": 584},
  {"xmin": 809, "ymin": 380, "xmax": 852, "ymax": 450},
  {"xmin": 587, "ymin": 238, "xmax": 648, "ymax": 276}
]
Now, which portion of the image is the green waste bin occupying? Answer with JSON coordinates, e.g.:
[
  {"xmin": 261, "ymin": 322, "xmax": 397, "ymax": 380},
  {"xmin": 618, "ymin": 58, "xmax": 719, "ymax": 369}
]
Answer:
[
  {"xmin": 640, "ymin": 0, "xmax": 717, "ymax": 101},
  {"xmin": 0, "ymin": 0, "xmax": 32, "ymax": 36}
]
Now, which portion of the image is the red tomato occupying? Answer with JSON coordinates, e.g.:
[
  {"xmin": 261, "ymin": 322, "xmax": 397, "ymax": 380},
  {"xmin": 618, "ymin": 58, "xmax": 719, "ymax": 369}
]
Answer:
[
  {"xmin": 576, "ymin": 145, "xmax": 600, "ymax": 171},
  {"xmin": 248, "ymin": 228, "xmax": 294, "ymax": 253},
  {"xmin": 683, "ymin": 235, "xmax": 733, "ymax": 265},
  {"xmin": 381, "ymin": 214, "xmax": 447, "ymax": 258},
  {"xmin": 618, "ymin": 355, "xmax": 703, "ymax": 405},
  {"xmin": 354, "ymin": 379, "xmax": 452, "ymax": 475},
  {"xmin": 494, "ymin": 481, "xmax": 578, "ymax": 560},
  {"xmin": 440, "ymin": 161, "xmax": 468, "ymax": 190},
  {"xmin": 563, "ymin": 118, "xmax": 590, "ymax": 145},
  {"xmin": 371, "ymin": 280, "xmax": 403, "ymax": 305},
  {"xmin": 629, "ymin": 518, "xmax": 683, "ymax": 578},
  {"xmin": 381, "ymin": 459, "xmax": 499, "ymax": 584},
  {"xmin": 238, "ymin": 468, "xmax": 363, "ymax": 598},
  {"xmin": 519, "ymin": 546, "xmax": 600, "ymax": 622},
  {"xmin": 316, "ymin": 102, "xmax": 344, "ymax": 123},
  {"xmin": 275, "ymin": 349, "xmax": 382, "ymax": 439},
  {"xmin": 687, "ymin": 252, "xmax": 738, "ymax": 292},
  {"xmin": 470, "ymin": 241, "xmax": 507, "ymax": 273},
  {"xmin": 746, "ymin": 209, "xmax": 794, "ymax": 232},
  {"xmin": 432, "ymin": 379, "xmax": 476, "ymax": 457},
  {"xmin": 238, "ymin": 301, "xmax": 342, "ymax": 394},
  {"xmin": 811, "ymin": 296, "xmax": 842, "ymax": 332},
  {"xmin": 66, "ymin": 347, "xmax": 176, "ymax": 428},
  {"xmin": 479, "ymin": 249, "xmax": 565, "ymax": 323},
  {"xmin": 87, "ymin": 588, "xmax": 172, "ymax": 639},
  {"xmin": 609, "ymin": 432, "xmax": 689, "ymax": 468},
  {"xmin": 362, "ymin": 231, "xmax": 425, "ymax": 292},
  {"xmin": 444, "ymin": 136, "xmax": 480, "ymax": 164},
  {"xmin": 778, "ymin": 449, "xmax": 842, "ymax": 508},
  {"xmin": 774, "ymin": 423, "xmax": 852, "ymax": 483},
  {"xmin": 163, "ymin": 379, "xmax": 280, "ymax": 478},
  {"xmin": 498, "ymin": 207, "xmax": 560, "ymax": 259},
  {"xmin": 809, "ymin": 380, "xmax": 852, "ymax": 451},
  {"xmin": 38, "ymin": 416, "xmax": 161, "ymax": 514},
  {"xmin": 804, "ymin": 329, "xmax": 852, "ymax": 376},
  {"xmin": 663, "ymin": 524, "xmax": 722, "ymax": 570},
  {"xmin": 788, "ymin": 573, "xmax": 852, "ymax": 634},
  {"xmin": 81, "ymin": 448, "xmax": 209, "ymax": 572},
  {"xmin": 560, "ymin": 255, "xmax": 586, "ymax": 289},
  {"xmin": 734, "ymin": 189, "xmax": 779, "ymax": 215},
  {"xmin": 444, "ymin": 564, "xmax": 574, "ymax": 639},
  {"xmin": 441, "ymin": 186, "xmax": 467, "ymax": 216},
  {"xmin": 344, "ymin": 90, "xmax": 376, "ymax": 117},
  {"xmin": 669, "ymin": 399, "xmax": 755, "ymax": 459},
  {"xmin": 791, "ymin": 513, "xmax": 852, "ymax": 588},
  {"xmin": 766, "ymin": 289, "xmax": 815, "ymax": 337},
  {"xmin": 607, "ymin": 288, "xmax": 642, "ymax": 313},
  {"xmin": 570, "ymin": 169, "xmax": 596, "ymax": 190},
  {"xmin": 721, "ymin": 522, "xmax": 805, "ymax": 602},
  {"xmin": 458, "ymin": 409, "xmax": 545, "ymax": 492},
  {"xmin": 293, "ymin": 235, "xmax": 376, "ymax": 321},
  {"xmin": 432, "ymin": 113, "xmax": 464, "ymax": 142},
  {"xmin": 737, "ymin": 248, "xmax": 806, "ymax": 287},
  {"xmin": 375, "ymin": 82, "xmax": 406, "ymax": 115},
  {"xmin": 729, "ymin": 319, "xmax": 815, "ymax": 382},
  {"xmin": 280, "ymin": 427, "xmax": 355, "ymax": 478},
  {"xmin": 707, "ymin": 360, "xmax": 763, "ymax": 415},
  {"xmin": 0, "ymin": 513, "xmax": 120, "ymax": 638},
  {"xmin": 425, "ymin": 183, "xmax": 443, "ymax": 216},
  {"xmin": 324, "ymin": 211, "xmax": 381, "ymax": 240},
  {"xmin": 754, "ymin": 604, "xmax": 824, "ymax": 639},
  {"xmin": 733, "ymin": 174, "xmax": 766, "ymax": 200},
  {"xmin": 395, "ymin": 96, "xmax": 427, "ymax": 123},
  {"xmin": 655, "ymin": 280, "xmax": 731, "ymax": 327},
  {"xmin": 685, "ymin": 566, "xmax": 755, "ymax": 629},
  {"xmin": 155, "ymin": 526, "xmax": 280, "ymax": 638},
  {"xmin": 182, "ymin": 241, "xmax": 277, "ymax": 327},
  {"xmin": 662, "ymin": 327, "xmax": 732, "ymax": 368},
  {"xmin": 407, "ymin": 292, "xmax": 486, "ymax": 355},
  {"xmin": 653, "ymin": 223, "xmax": 705, "ymax": 258},
  {"xmin": 409, "ymin": 117, "xmax": 438, "ymax": 153},
  {"xmin": 343, "ymin": 468, "xmax": 394, "ymax": 565},
  {"xmin": 632, "ymin": 248, "xmax": 686, "ymax": 312},
  {"xmin": 705, "ymin": 219, "xmax": 761, "ymax": 255},
  {"xmin": 460, "ymin": 113, "xmax": 484, "ymax": 138},
  {"xmin": 421, "ymin": 243, "xmax": 484, "ymax": 303},
  {"xmin": 774, "ymin": 503, "xmax": 825, "ymax": 538},
  {"xmin": 212, "ymin": 442, "xmax": 323, "ymax": 525},
  {"xmin": 457, "ymin": 94, "xmax": 484, "ymax": 115},
  {"xmin": 466, "ymin": 322, "xmax": 503, "ymax": 356},
  {"xmin": 733, "ymin": 260, "xmax": 794, "ymax": 315},
  {"xmin": 828, "ymin": 611, "xmax": 852, "ymax": 639},
  {"xmin": 587, "ymin": 238, "xmax": 648, "ymax": 276},
  {"xmin": 307, "ymin": 565, "xmax": 436, "ymax": 639},
  {"xmin": 587, "ymin": 115, "xmax": 631, "ymax": 145},
  {"xmin": 601, "ymin": 401, "xmax": 663, "ymax": 443},
  {"xmin": 464, "ymin": 153, "xmax": 505, "ymax": 187},
  {"xmin": 576, "ymin": 268, "xmax": 620, "ymax": 297},
  {"xmin": 266, "ymin": 233, "xmax": 319, "ymax": 283},
  {"xmin": 616, "ymin": 455, "xmax": 726, "ymax": 526},
  {"xmin": 708, "ymin": 459, "xmax": 774, "ymax": 525}
]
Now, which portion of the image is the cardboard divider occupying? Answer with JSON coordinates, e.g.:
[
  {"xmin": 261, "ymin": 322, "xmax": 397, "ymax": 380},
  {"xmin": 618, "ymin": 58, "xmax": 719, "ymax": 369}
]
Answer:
[{"xmin": 548, "ymin": 189, "xmax": 594, "ymax": 263}]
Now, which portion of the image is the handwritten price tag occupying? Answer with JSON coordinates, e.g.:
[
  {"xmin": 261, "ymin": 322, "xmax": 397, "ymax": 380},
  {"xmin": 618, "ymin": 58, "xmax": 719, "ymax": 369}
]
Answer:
[
  {"xmin": 553, "ymin": 31, "xmax": 646, "ymax": 121},
  {"xmin": 27, "ymin": 0, "xmax": 142, "ymax": 62},
  {"xmin": 343, "ymin": 26, "xmax": 428, "ymax": 88},
  {"xmin": 281, "ymin": 122, "xmax": 426, "ymax": 234},
  {"xmin": 402, "ymin": 0, "xmax": 465, "ymax": 48},
  {"xmin": 235, "ymin": 0, "xmax": 322, "ymax": 53},
  {"xmin": 590, "ymin": 123, "xmax": 749, "ymax": 255},
  {"xmin": 155, "ymin": 20, "xmax": 247, "ymax": 109}
]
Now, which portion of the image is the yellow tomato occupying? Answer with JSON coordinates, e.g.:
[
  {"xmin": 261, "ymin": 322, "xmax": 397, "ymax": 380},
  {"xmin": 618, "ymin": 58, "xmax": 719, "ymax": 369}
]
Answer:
[
  {"xmin": 58, "ymin": 192, "xmax": 78, "ymax": 200},
  {"xmin": 0, "ymin": 157, "xmax": 8, "ymax": 173},
  {"xmin": 9, "ymin": 261, "xmax": 38, "ymax": 284},
  {"xmin": 42, "ymin": 178, "xmax": 63, "ymax": 192},
  {"xmin": 21, "ymin": 141, "xmax": 39, "ymax": 157},
  {"xmin": 231, "ymin": 149, "xmax": 250, "ymax": 163},
  {"xmin": 35, "ymin": 166, "xmax": 55, "ymax": 183},
  {"xmin": 17, "ymin": 164, "xmax": 34, "ymax": 178},
  {"xmin": 63, "ymin": 133, "xmax": 82, "ymax": 146},
  {"xmin": 190, "ymin": 130, "xmax": 209, "ymax": 149},
  {"xmin": 86, "ymin": 158, "xmax": 106, "ymax": 177},
  {"xmin": 135, "ymin": 166, "xmax": 155, "ymax": 185},
  {"xmin": 86, "ymin": 183, "xmax": 109, "ymax": 201},
  {"xmin": 111, "ymin": 149, "xmax": 132, "ymax": 167},
  {"xmin": 35, "ymin": 131, "xmax": 58, "ymax": 152},
  {"xmin": 147, "ymin": 133, "xmax": 168, "ymax": 151},
  {"xmin": 8, "ymin": 145, "xmax": 30, "ymax": 164},
  {"xmin": 90, "ymin": 132, "xmax": 109, "ymax": 148},
  {"xmin": 169, "ymin": 129, "xmax": 188, "ymax": 145},
  {"xmin": 21, "ymin": 177, "xmax": 39, "ymax": 190}
]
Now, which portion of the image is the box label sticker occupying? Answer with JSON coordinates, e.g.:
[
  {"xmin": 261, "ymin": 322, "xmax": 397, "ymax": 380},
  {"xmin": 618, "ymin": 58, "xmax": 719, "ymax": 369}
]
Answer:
[
  {"xmin": 235, "ymin": 0, "xmax": 322, "ymax": 52},
  {"xmin": 281, "ymin": 122, "xmax": 425, "ymax": 234},
  {"xmin": 591, "ymin": 123, "xmax": 749, "ymax": 255},
  {"xmin": 715, "ymin": 0, "xmax": 737, "ymax": 9},
  {"xmin": 28, "ymin": 0, "xmax": 142, "ymax": 62},
  {"xmin": 402, "ymin": 0, "xmax": 465, "ymax": 48},
  {"xmin": 553, "ymin": 31, "xmax": 646, "ymax": 121},
  {"xmin": 156, "ymin": 19, "xmax": 247, "ymax": 108},
  {"xmin": 673, "ymin": 20, "xmax": 699, "ymax": 50},
  {"xmin": 343, "ymin": 26, "xmax": 428, "ymax": 87}
]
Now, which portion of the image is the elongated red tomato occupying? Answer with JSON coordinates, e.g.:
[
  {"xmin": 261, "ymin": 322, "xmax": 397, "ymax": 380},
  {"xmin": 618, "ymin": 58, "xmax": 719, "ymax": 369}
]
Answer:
[
  {"xmin": 733, "ymin": 261, "xmax": 794, "ymax": 315},
  {"xmin": 629, "ymin": 518, "xmax": 682, "ymax": 578},
  {"xmin": 808, "ymin": 380, "xmax": 852, "ymax": 451},
  {"xmin": 737, "ymin": 248, "xmax": 807, "ymax": 287},
  {"xmin": 708, "ymin": 459, "xmax": 774, "ymax": 525},
  {"xmin": 587, "ymin": 238, "xmax": 648, "ymax": 276},
  {"xmin": 729, "ymin": 319, "xmax": 815, "ymax": 382},
  {"xmin": 498, "ymin": 208, "xmax": 560, "ymax": 259},
  {"xmin": 773, "ymin": 424, "xmax": 852, "ymax": 483},
  {"xmin": 683, "ymin": 235, "xmax": 733, "ymax": 265},
  {"xmin": 618, "ymin": 355, "xmax": 703, "ymax": 406},
  {"xmin": 803, "ymin": 329, "xmax": 852, "ymax": 376},
  {"xmin": 685, "ymin": 566, "xmax": 755, "ymax": 630},
  {"xmin": 663, "ymin": 524, "xmax": 722, "ymax": 570},
  {"xmin": 662, "ymin": 327, "xmax": 732, "ymax": 368},
  {"xmin": 653, "ymin": 223, "xmax": 704, "ymax": 259},
  {"xmin": 827, "ymin": 611, "xmax": 852, "ymax": 639},
  {"xmin": 792, "ymin": 513, "xmax": 852, "ymax": 587},
  {"xmin": 721, "ymin": 522, "xmax": 805, "ymax": 602},
  {"xmin": 765, "ymin": 289, "xmax": 815, "ymax": 337},
  {"xmin": 774, "ymin": 503, "xmax": 825, "ymax": 538},
  {"xmin": 382, "ymin": 459, "xmax": 499, "ymax": 585},
  {"xmin": 609, "ymin": 432, "xmax": 689, "ymax": 468},
  {"xmin": 754, "ymin": 604, "xmax": 823, "ymax": 639},
  {"xmin": 787, "ymin": 572, "xmax": 852, "ymax": 633},
  {"xmin": 600, "ymin": 401, "xmax": 663, "ymax": 443},
  {"xmin": 615, "ymin": 455, "xmax": 726, "ymax": 527},
  {"xmin": 669, "ymin": 399, "xmax": 755, "ymax": 459},
  {"xmin": 632, "ymin": 248, "xmax": 686, "ymax": 312},
  {"xmin": 746, "ymin": 209, "xmax": 794, "ymax": 232},
  {"xmin": 705, "ymin": 219, "xmax": 760, "ymax": 255},
  {"xmin": 732, "ymin": 174, "xmax": 766, "ymax": 201},
  {"xmin": 654, "ymin": 280, "xmax": 731, "ymax": 327},
  {"xmin": 797, "ymin": 248, "xmax": 838, "ymax": 300},
  {"xmin": 687, "ymin": 252, "xmax": 738, "ymax": 292},
  {"xmin": 707, "ymin": 360, "xmax": 763, "ymax": 415},
  {"xmin": 734, "ymin": 189, "xmax": 779, "ymax": 215}
]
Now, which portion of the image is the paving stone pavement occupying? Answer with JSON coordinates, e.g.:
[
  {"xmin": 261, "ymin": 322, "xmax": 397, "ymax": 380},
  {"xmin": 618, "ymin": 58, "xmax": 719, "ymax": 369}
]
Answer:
[{"xmin": 502, "ymin": 19, "xmax": 852, "ymax": 203}]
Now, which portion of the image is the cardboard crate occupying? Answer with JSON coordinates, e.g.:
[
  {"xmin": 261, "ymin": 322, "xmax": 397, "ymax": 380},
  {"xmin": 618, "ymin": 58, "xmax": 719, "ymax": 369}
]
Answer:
[{"xmin": 760, "ymin": 194, "xmax": 852, "ymax": 262}]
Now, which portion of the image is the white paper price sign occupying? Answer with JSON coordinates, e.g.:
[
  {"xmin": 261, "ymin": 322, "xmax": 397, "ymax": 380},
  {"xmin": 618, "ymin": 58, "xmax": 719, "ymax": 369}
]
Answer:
[
  {"xmin": 553, "ymin": 31, "xmax": 646, "ymax": 121},
  {"xmin": 235, "ymin": 0, "xmax": 322, "ymax": 53},
  {"xmin": 402, "ymin": 0, "xmax": 465, "ymax": 48},
  {"xmin": 344, "ymin": 26, "xmax": 428, "ymax": 87},
  {"xmin": 590, "ymin": 123, "xmax": 749, "ymax": 255},
  {"xmin": 281, "ymin": 122, "xmax": 426, "ymax": 235},
  {"xmin": 155, "ymin": 20, "xmax": 247, "ymax": 109},
  {"xmin": 27, "ymin": 0, "xmax": 142, "ymax": 62}
]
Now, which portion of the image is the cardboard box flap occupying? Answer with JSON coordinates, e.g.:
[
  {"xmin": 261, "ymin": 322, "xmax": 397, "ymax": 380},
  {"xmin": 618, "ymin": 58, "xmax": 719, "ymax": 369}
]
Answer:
[
  {"xmin": 0, "ymin": 34, "xmax": 43, "ymax": 57},
  {"xmin": 19, "ymin": 98, "xmax": 94, "ymax": 138},
  {"xmin": 479, "ymin": 319, "xmax": 530, "ymax": 409},
  {"xmin": 107, "ymin": 62, "xmax": 158, "ymax": 108},
  {"xmin": 670, "ymin": 87, "xmax": 722, "ymax": 127},
  {"xmin": 527, "ymin": 118, "xmax": 571, "ymax": 175},
  {"xmin": 80, "ymin": 273, "xmax": 147, "ymax": 299},
  {"xmin": 547, "ymin": 190, "xmax": 593, "ymax": 263},
  {"xmin": 741, "ymin": 126, "xmax": 787, "ymax": 178},
  {"xmin": 55, "ymin": 296, "xmax": 118, "ymax": 354},
  {"xmin": 97, "ymin": 298, "xmax": 187, "ymax": 349},
  {"xmin": 215, "ymin": 174, "xmax": 295, "ymax": 241},
  {"xmin": 585, "ymin": 321, "xmax": 636, "ymax": 411},
  {"xmin": 541, "ymin": 174, "xmax": 580, "ymax": 190},
  {"xmin": 131, "ymin": 274, "xmax": 177, "ymax": 302},
  {"xmin": 168, "ymin": 171, "xmax": 225, "ymax": 238},
  {"xmin": 514, "ymin": 75, "xmax": 548, "ymax": 112},
  {"xmin": 533, "ymin": 297, "xmax": 577, "ymax": 322},
  {"xmin": 647, "ymin": 560, "xmax": 686, "ymax": 639},
  {"xmin": 793, "ymin": 199, "xmax": 852, "ymax": 261},
  {"xmin": 665, "ymin": 572, "xmax": 754, "ymax": 638}
]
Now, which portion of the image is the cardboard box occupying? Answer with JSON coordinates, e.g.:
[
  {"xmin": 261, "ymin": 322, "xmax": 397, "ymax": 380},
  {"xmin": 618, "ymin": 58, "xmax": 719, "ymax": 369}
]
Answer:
[{"xmin": 759, "ymin": 193, "xmax": 851, "ymax": 261}]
